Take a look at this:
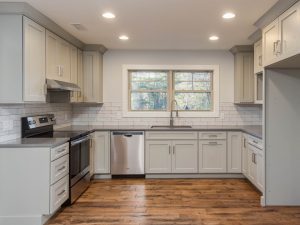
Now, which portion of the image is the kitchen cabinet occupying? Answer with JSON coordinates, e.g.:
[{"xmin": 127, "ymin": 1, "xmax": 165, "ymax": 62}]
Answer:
[
  {"xmin": 145, "ymin": 140, "xmax": 172, "ymax": 173},
  {"xmin": 247, "ymin": 136, "xmax": 264, "ymax": 192},
  {"xmin": 0, "ymin": 15, "xmax": 46, "ymax": 103},
  {"xmin": 23, "ymin": 17, "xmax": 46, "ymax": 102},
  {"xmin": 242, "ymin": 134, "xmax": 248, "ymax": 176},
  {"xmin": 263, "ymin": 1, "xmax": 300, "ymax": 67},
  {"xmin": 93, "ymin": 131, "xmax": 110, "ymax": 174},
  {"xmin": 227, "ymin": 132, "xmax": 242, "ymax": 173},
  {"xmin": 0, "ymin": 142, "xmax": 69, "ymax": 224},
  {"xmin": 254, "ymin": 40, "xmax": 263, "ymax": 74},
  {"xmin": 70, "ymin": 45, "xmax": 78, "ymax": 102},
  {"xmin": 83, "ymin": 51, "xmax": 103, "ymax": 103},
  {"xmin": 230, "ymin": 46, "xmax": 254, "ymax": 104},
  {"xmin": 46, "ymin": 30, "xmax": 71, "ymax": 82},
  {"xmin": 77, "ymin": 50, "xmax": 84, "ymax": 102},
  {"xmin": 172, "ymin": 140, "xmax": 198, "ymax": 173},
  {"xmin": 254, "ymin": 72, "xmax": 263, "ymax": 104},
  {"xmin": 145, "ymin": 140, "xmax": 198, "ymax": 174},
  {"xmin": 198, "ymin": 140, "xmax": 227, "ymax": 173}
]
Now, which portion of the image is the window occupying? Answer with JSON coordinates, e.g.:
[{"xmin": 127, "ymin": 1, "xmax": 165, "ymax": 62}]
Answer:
[{"xmin": 123, "ymin": 65, "xmax": 219, "ymax": 117}]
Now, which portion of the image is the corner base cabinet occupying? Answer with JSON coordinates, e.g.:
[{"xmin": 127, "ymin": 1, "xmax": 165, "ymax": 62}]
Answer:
[{"xmin": 0, "ymin": 143, "xmax": 69, "ymax": 225}]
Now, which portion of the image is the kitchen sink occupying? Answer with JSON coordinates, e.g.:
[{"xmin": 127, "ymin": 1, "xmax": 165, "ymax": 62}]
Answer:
[{"xmin": 151, "ymin": 125, "xmax": 192, "ymax": 129}]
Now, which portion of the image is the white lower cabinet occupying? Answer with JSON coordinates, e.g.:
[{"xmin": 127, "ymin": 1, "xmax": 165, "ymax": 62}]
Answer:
[
  {"xmin": 198, "ymin": 140, "xmax": 227, "ymax": 173},
  {"xmin": 145, "ymin": 139, "xmax": 198, "ymax": 174},
  {"xmin": 93, "ymin": 131, "xmax": 110, "ymax": 174},
  {"xmin": 242, "ymin": 134, "xmax": 248, "ymax": 176},
  {"xmin": 145, "ymin": 140, "xmax": 172, "ymax": 173},
  {"xmin": 172, "ymin": 140, "xmax": 198, "ymax": 173},
  {"xmin": 227, "ymin": 132, "xmax": 242, "ymax": 173}
]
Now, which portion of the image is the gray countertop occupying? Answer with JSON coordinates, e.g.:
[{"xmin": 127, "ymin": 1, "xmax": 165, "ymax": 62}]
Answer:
[
  {"xmin": 0, "ymin": 138, "xmax": 69, "ymax": 148},
  {"xmin": 56, "ymin": 125, "xmax": 262, "ymax": 139}
]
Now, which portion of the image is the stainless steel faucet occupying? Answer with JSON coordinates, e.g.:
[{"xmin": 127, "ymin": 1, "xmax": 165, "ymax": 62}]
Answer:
[{"xmin": 170, "ymin": 99, "xmax": 178, "ymax": 127}]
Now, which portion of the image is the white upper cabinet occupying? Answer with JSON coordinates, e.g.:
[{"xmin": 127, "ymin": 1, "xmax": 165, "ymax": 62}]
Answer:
[
  {"xmin": 230, "ymin": 46, "xmax": 254, "ymax": 104},
  {"xmin": 70, "ymin": 45, "xmax": 78, "ymax": 102},
  {"xmin": 77, "ymin": 50, "xmax": 84, "ymax": 102},
  {"xmin": 46, "ymin": 31, "xmax": 71, "ymax": 82},
  {"xmin": 83, "ymin": 51, "xmax": 103, "ymax": 103},
  {"xmin": 23, "ymin": 17, "xmax": 46, "ymax": 102},
  {"xmin": 254, "ymin": 40, "xmax": 263, "ymax": 74},
  {"xmin": 263, "ymin": 1, "xmax": 300, "ymax": 67}
]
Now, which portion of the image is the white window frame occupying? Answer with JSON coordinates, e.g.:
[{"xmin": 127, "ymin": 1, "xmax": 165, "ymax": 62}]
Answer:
[{"xmin": 122, "ymin": 65, "xmax": 220, "ymax": 118}]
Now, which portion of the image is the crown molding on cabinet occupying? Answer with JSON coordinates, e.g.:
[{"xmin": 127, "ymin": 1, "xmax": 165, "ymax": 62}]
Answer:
[
  {"xmin": 248, "ymin": 29, "xmax": 262, "ymax": 44},
  {"xmin": 0, "ymin": 2, "xmax": 107, "ymax": 51},
  {"xmin": 254, "ymin": 0, "xmax": 299, "ymax": 29},
  {"xmin": 84, "ymin": 44, "xmax": 107, "ymax": 54},
  {"xmin": 229, "ymin": 45, "xmax": 254, "ymax": 54}
]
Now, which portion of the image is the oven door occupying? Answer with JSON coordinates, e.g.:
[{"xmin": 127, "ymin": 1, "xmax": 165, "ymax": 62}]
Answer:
[{"xmin": 70, "ymin": 135, "xmax": 91, "ymax": 186}]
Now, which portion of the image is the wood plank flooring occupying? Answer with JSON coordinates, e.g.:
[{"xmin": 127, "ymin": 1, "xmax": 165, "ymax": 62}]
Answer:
[{"xmin": 47, "ymin": 179, "xmax": 300, "ymax": 225}]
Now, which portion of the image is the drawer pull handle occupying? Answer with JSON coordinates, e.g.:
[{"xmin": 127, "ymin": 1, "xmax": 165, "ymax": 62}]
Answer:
[
  {"xmin": 209, "ymin": 135, "xmax": 218, "ymax": 137},
  {"xmin": 209, "ymin": 142, "xmax": 218, "ymax": 145},
  {"xmin": 56, "ymin": 148, "xmax": 66, "ymax": 154},
  {"xmin": 57, "ymin": 166, "xmax": 66, "ymax": 172},
  {"xmin": 57, "ymin": 189, "xmax": 66, "ymax": 196}
]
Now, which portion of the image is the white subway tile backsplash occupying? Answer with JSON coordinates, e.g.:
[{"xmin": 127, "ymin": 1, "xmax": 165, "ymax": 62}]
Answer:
[{"xmin": 72, "ymin": 102, "xmax": 262, "ymax": 127}]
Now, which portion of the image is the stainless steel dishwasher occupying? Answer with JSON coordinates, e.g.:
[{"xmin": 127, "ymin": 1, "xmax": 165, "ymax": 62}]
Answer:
[{"xmin": 111, "ymin": 131, "xmax": 144, "ymax": 175}]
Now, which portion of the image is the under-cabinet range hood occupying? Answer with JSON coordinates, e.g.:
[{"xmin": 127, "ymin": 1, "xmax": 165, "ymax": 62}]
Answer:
[{"xmin": 46, "ymin": 79, "xmax": 80, "ymax": 92}]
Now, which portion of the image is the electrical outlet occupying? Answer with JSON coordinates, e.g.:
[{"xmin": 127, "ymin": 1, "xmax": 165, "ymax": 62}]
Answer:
[
  {"xmin": 220, "ymin": 113, "xmax": 225, "ymax": 120},
  {"xmin": 3, "ymin": 120, "xmax": 13, "ymax": 131}
]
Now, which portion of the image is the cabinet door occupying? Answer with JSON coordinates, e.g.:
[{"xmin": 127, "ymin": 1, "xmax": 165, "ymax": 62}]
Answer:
[
  {"xmin": 70, "ymin": 45, "xmax": 78, "ymax": 102},
  {"xmin": 23, "ymin": 17, "xmax": 46, "ymax": 102},
  {"xmin": 247, "ymin": 146, "xmax": 257, "ymax": 184},
  {"xmin": 77, "ymin": 50, "xmax": 84, "ymax": 102},
  {"xmin": 90, "ymin": 133, "xmax": 95, "ymax": 177},
  {"xmin": 46, "ymin": 31, "xmax": 60, "ymax": 80},
  {"xmin": 172, "ymin": 140, "xmax": 198, "ymax": 173},
  {"xmin": 242, "ymin": 135, "xmax": 248, "ymax": 176},
  {"xmin": 199, "ymin": 140, "xmax": 227, "ymax": 173},
  {"xmin": 262, "ymin": 19, "xmax": 279, "ymax": 67},
  {"xmin": 227, "ymin": 132, "xmax": 242, "ymax": 173},
  {"xmin": 93, "ymin": 132, "xmax": 110, "ymax": 174},
  {"xmin": 83, "ymin": 51, "xmax": 102, "ymax": 103},
  {"xmin": 59, "ymin": 40, "xmax": 71, "ymax": 82},
  {"xmin": 278, "ymin": 1, "xmax": 300, "ymax": 61},
  {"xmin": 145, "ymin": 140, "xmax": 172, "ymax": 173},
  {"xmin": 255, "ymin": 149, "xmax": 264, "ymax": 192},
  {"xmin": 234, "ymin": 52, "xmax": 254, "ymax": 103},
  {"xmin": 254, "ymin": 40, "xmax": 263, "ymax": 74}
]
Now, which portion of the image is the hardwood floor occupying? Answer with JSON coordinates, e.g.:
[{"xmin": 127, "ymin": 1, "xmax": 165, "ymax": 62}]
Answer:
[{"xmin": 47, "ymin": 179, "xmax": 300, "ymax": 225}]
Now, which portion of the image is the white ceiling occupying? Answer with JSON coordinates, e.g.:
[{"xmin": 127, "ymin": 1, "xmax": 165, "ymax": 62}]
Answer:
[{"xmin": 2, "ymin": 0, "xmax": 278, "ymax": 50}]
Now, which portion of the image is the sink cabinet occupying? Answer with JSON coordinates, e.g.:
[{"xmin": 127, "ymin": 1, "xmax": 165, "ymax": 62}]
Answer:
[{"xmin": 145, "ymin": 132, "xmax": 198, "ymax": 174}]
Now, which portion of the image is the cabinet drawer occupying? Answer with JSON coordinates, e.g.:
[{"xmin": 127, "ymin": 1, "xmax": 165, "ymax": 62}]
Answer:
[
  {"xmin": 51, "ymin": 154, "xmax": 69, "ymax": 185},
  {"xmin": 146, "ymin": 131, "xmax": 197, "ymax": 140},
  {"xmin": 51, "ymin": 143, "xmax": 69, "ymax": 161},
  {"xmin": 199, "ymin": 131, "xmax": 227, "ymax": 140},
  {"xmin": 50, "ymin": 175, "xmax": 69, "ymax": 214},
  {"xmin": 248, "ymin": 135, "xmax": 263, "ymax": 149}
]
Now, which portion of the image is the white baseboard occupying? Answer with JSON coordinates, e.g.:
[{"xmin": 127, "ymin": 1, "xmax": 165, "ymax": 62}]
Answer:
[
  {"xmin": 146, "ymin": 173, "xmax": 245, "ymax": 179},
  {"xmin": 93, "ymin": 174, "xmax": 112, "ymax": 179}
]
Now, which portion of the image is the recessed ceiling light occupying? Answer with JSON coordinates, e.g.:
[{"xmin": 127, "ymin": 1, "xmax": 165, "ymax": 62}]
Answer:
[
  {"xmin": 222, "ymin": 12, "xmax": 236, "ymax": 19},
  {"xmin": 119, "ymin": 35, "xmax": 129, "ymax": 40},
  {"xmin": 209, "ymin": 36, "xmax": 219, "ymax": 41},
  {"xmin": 102, "ymin": 12, "xmax": 116, "ymax": 19}
]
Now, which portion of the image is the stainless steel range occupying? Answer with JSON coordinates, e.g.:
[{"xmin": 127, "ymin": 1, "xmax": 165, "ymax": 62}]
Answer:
[{"xmin": 21, "ymin": 114, "xmax": 91, "ymax": 204}]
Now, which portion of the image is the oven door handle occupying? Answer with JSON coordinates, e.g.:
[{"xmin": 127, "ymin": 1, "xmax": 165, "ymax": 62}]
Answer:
[{"xmin": 71, "ymin": 135, "xmax": 91, "ymax": 146}]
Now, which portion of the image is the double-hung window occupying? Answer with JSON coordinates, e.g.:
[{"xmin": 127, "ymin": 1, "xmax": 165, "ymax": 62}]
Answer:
[{"xmin": 123, "ymin": 65, "xmax": 219, "ymax": 117}]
